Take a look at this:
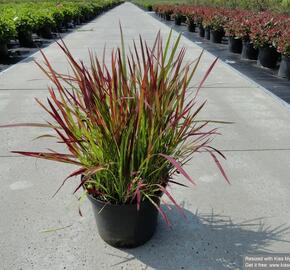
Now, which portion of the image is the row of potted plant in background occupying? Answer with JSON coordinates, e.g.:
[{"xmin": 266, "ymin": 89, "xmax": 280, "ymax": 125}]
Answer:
[
  {"xmin": 134, "ymin": 0, "xmax": 290, "ymax": 14},
  {"xmin": 153, "ymin": 4, "xmax": 290, "ymax": 80},
  {"xmin": 0, "ymin": 0, "xmax": 122, "ymax": 57}
]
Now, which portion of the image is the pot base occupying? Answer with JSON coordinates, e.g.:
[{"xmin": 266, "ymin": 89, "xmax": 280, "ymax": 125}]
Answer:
[
  {"xmin": 18, "ymin": 31, "xmax": 34, "ymax": 48},
  {"xmin": 198, "ymin": 26, "xmax": 205, "ymax": 38},
  {"xmin": 278, "ymin": 56, "xmax": 290, "ymax": 80},
  {"xmin": 257, "ymin": 46, "xmax": 279, "ymax": 69},
  {"xmin": 210, "ymin": 30, "xmax": 223, "ymax": 43},
  {"xmin": 205, "ymin": 27, "xmax": 210, "ymax": 40},
  {"xmin": 188, "ymin": 22, "xmax": 196, "ymax": 32},
  {"xmin": 228, "ymin": 37, "xmax": 242, "ymax": 54},
  {"xmin": 0, "ymin": 43, "xmax": 9, "ymax": 58},
  {"xmin": 241, "ymin": 41, "xmax": 258, "ymax": 60}
]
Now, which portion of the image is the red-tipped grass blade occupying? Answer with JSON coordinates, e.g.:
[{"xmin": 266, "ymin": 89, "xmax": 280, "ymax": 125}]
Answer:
[{"xmin": 159, "ymin": 154, "xmax": 196, "ymax": 186}]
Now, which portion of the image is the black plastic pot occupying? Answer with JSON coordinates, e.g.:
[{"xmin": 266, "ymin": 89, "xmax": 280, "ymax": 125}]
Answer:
[
  {"xmin": 74, "ymin": 17, "xmax": 81, "ymax": 25},
  {"xmin": 188, "ymin": 21, "xmax": 196, "ymax": 32},
  {"xmin": 228, "ymin": 36, "xmax": 242, "ymax": 54},
  {"xmin": 0, "ymin": 42, "xmax": 8, "ymax": 58},
  {"xmin": 198, "ymin": 25, "xmax": 205, "ymax": 37},
  {"xmin": 174, "ymin": 14, "xmax": 186, "ymax": 26},
  {"xmin": 165, "ymin": 13, "xmax": 171, "ymax": 21},
  {"xmin": 241, "ymin": 41, "xmax": 259, "ymax": 60},
  {"xmin": 88, "ymin": 194, "xmax": 161, "ymax": 248},
  {"xmin": 174, "ymin": 15, "xmax": 182, "ymax": 26},
  {"xmin": 66, "ymin": 21, "xmax": 75, "ymax": 29},
  {"xmin": 18, "ymin": 31, "xmax": 34, "ymax": 47},
  {"xmin": 278, "ymin": 55, "xmax": 290, "ymax": 80},
  {"xmin": 79, "ymin": 16, "xmax": 87, "ymax": 23},
  {"xmin": 205, "ymin": 27, "xmax": 210, "ymax": 40},
  {"xmin": 181, "ymin": 15, "xmax": 187, "ymax": 23},
  {"xmin": 38, "ymin": 26, "xmax": 53, "ymax": 39},
  {"xmin": 258, "ymin": 46, "xmax": 279, "ymax": 69},
  {"xmin": 210, "ymin": 29, "xmax": 223, "ymax": 43}
]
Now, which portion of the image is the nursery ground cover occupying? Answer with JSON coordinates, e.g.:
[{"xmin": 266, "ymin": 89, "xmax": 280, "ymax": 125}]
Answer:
[{"xmin": 0, "ymin": 2, "xmax": 290, "ymax": 269}]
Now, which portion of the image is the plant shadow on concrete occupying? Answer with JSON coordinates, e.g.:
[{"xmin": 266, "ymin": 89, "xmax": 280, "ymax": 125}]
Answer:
[{"xmin": 107, "ymin": 207, "xmax": 290, "ymax": 270}]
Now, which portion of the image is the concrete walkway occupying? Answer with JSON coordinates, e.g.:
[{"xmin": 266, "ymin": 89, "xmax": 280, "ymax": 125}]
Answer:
[{"xmin": 1, "ymin": 3, "xmax": 290, "ymax": 270}]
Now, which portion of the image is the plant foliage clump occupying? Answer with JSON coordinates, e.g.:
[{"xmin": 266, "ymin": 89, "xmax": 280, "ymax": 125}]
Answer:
[
  {"xmin": 2, "ymin": 29, "xmax": 229, "ymax": 219},
  {"xmin": 0, "ymin": 17, "xmax": 16, "ymax": 43}
]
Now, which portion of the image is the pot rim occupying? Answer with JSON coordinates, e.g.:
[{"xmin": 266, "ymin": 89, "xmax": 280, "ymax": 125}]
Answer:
[{"xmin": 87, "ymin": 191, "xmax": 163, "ymax": 207}]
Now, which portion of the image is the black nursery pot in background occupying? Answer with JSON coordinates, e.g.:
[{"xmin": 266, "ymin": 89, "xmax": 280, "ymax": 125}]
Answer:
[
  {"xmin": 188, "ymin": 21, "xmax": 196, "ymax": 32},
  {"xmin": 165, "ymin": 13, "xmax": 171, "ymax": 21},
  {"xmin": 0, "ymin": 43, "xmax": 8, "ymax": 58},
  {"xmin": 228, "ymin": 36, "xmax": 242, "ymax": 54},
  {"xmin": 198, "ymin": 25, "xmax": 205, "ymax": 37},
  {"xmin": 205, "ymin": 27, "xmax": 210, "ymax": 40},
  {"xmin": 258, "ymin": 46, "xmax": 279, "ymax": 69},
  {"xmin": 174, "ymin": 15, "xmax": 182, "ymax": 26},
  {"xmin": 88, "ymin": 194, "xmax": 161, "ymax": 248},
  {"xmin": 210, "ymin": 29, "xmax": 224, "ymax": 43},
  {"xmin": 241, "ymin": 40, "xmax": 259, "ymax": 60},
  {"xmin": 174, "ymin": 14, "xmax": 186, "ymax": 26},
  {"xmin": 18, "ymin": 31, "xmax": 34, "ymax": 47},
  {"xmin": 38, "ymin": 26, "xmax": 53, "ymax": 39},
  {"xmin": 278, "ymin": 55, "xmax": 290, "ymax": 80}
]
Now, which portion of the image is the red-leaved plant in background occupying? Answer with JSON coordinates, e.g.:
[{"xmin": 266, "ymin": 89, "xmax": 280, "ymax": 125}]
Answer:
[
  {"xmin": 204, "ymin": 8, "xmax": 228, "ymax": 31},
  {"xmin": 201, "ymin": 7, "xmax": 215, "ymax": 29},
  {"xmin": 153, "ymin": 3, "xmax": 290, "ymax": 49},
  {"xmin": 182, "ymin": 6, "xmax": 197, "ymax": 25},
  {"xmin": 154, "ymin": 4, "xmax": 174, "ymax": 19},
  {"xmin": 224, "ymin": 10, "xmax": 252, "ymax": 39},
  {"xmin": 194, "ymin": 7, "xmax": 207, "ymax": 26},
  {"xmin": 275, "ymin": 19, "xmax": 290, "ymax": 57},
  {"xmin": 250, "ymin": 12, "xmax": 283, "ymax": 48},
  {"xmin": 0, "ymin": 28, "xmax": 229, "ymax": 224}
]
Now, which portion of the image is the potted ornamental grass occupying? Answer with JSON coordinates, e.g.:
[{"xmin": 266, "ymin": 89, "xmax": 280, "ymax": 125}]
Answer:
[{"xmin": 1, "ymin": 29, "xmax": 229, "ymax": 248}]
